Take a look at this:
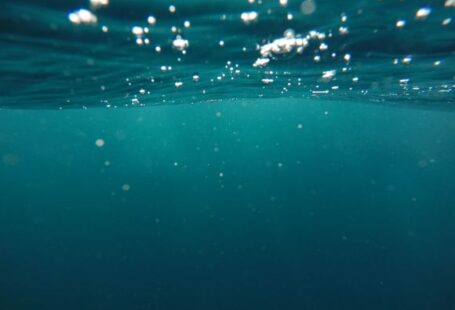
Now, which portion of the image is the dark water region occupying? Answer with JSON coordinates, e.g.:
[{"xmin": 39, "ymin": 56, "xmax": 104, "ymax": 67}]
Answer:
[
  {"xmin": 1, "ymin": 100, "xmax": 455, "ymax": 309},
  {"xmin": 1, "ymin": 0, "xmax": 455, "ymax": 309}
]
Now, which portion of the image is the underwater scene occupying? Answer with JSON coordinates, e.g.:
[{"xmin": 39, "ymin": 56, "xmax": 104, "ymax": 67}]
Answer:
[{"xmin": 0, "ymin": 0, "xmax": 455, "ymax": 309}]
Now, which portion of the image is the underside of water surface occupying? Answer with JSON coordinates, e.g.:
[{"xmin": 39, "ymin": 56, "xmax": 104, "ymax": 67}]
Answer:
[{"xmin": 0, "ymin": 0, "xmax": 454, "ymax": 108}]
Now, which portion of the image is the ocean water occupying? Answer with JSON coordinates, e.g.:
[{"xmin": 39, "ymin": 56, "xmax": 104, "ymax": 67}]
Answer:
[{"xmin": 1, "ymin": 0, "xmax": 455, "ymax": 309}]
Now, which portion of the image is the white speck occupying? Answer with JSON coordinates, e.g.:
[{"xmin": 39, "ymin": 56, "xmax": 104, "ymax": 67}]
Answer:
[
  {"xmin": 169, "ymin": 5, "xmax": 176, "ymax": 13},
  {"xmin": 343, "ymin": 53, "xmax": 351, "ymax": 62},
  {"xmin": 399, "ymin": 78, "xmax": 410, "ymax": 84},
  {"xmin": 322, "ymin": 70, "xmax": 336, "ymax": 80},
  {"xmin": 241, "ymin": 11, "xmax": 258, "ymax": 24},
  {"xmin": 132, "ymin": 26, "xmax": 144, "ymax": 36},
  {"xmin": 172, "ymin": 36, "xmax": 189, "ymax": 51},
  {"xmin": 90, "ymin": 0, "xmax": 109, "ymax": 9},
  {"xmin": 416, "ymin": 7, "xmax": 431, "ymax": 20},
  {"xmin": 184, "ymin": 20, "xmax": 191, "ymax": 28},
  {"xmin": 312, "ymin": 90, "xmax": 329, "ymax": 95},
  {"xmin": 253, "ymin": 57, "xmax": 270, "ymax": 67},
  {"xmin": 445, "ymin": 0, "xmax": 455, "ymax": 7},
  {"xmin": 402, "ymin": 56, "xmax": 412, "ymax": 64},
  {"xmin": 396, "ymin": 20, "xmax": 406, "ymax": 28},
  {"xmin": 175, "ymin": 81, "xmax": 183, "ymax": 88},
  {"xmin": 147, "ymin": 16, "xmax": 156, "ymax": 25},
  {"xmin": 192, "ymin": 74, "xmax": 200, "ymax": 82},
  {"xmin": 261, "ymin": 78, "xmax": 274, "ymax": 84},
  {"xmin": 338, "ymin": 26, "xmax": 349, "ymax": 35},
  {"xmin": 279, "ymin": 0, "xmax": 288, "ymax": 7},
  {"xmin": 319, "ymin": 43, "xmax": 328, "ymax": 51},
  {"xmin": 219, "ymin": 40, "xmax": 225, "ymax": 47},
  {"xmin": 442, "ymin": 18, "xmax": 451, "ymax": 25},
  {"xmin": 68, "ymin": 9, "xmax": 98, "ymax": 25},
  {"xmin": 95, "ymin": 139, "xmax": 105, "ymax": 148},
  {"xmin": 122, "ymin": 184, "xmax": 131, "ymax": 192}
]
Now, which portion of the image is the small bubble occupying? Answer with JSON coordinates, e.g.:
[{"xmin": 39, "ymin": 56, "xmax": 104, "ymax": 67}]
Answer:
[
  {"xmin": 241, "ymin": 11, "xmax": 258, "ymax": 24},
  {"xmin": 396, "ymin": 20, "xmax": 406, "ymax": 28},
  {"xmin": 402, "ymin": 56, "xmax": 412, "ymax": 64},
  {"xmin": 416, "ymin": 7, "xmax": 431, "ymax": 20},
  {"xmin": 300, "ymin": 0, "xmax": 316, "ymax": 15},
  {"xmin": 147, "ymin": 16, "xmax": 156, "ymax": 25},
  {"xmin": 95, "ymin": 139, "xmax": 105, "ymax": 148}
]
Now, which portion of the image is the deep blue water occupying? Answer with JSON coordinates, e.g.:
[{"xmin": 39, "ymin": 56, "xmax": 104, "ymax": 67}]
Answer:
[{"xmin": 1, "ymin": 0, "xmax": 455, "ymax": 309}]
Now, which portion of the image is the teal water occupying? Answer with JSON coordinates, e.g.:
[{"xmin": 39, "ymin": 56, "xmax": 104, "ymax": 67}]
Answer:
[{"xmin": 1, "ymin": 0, "xmax": 455, "ymax": 309}]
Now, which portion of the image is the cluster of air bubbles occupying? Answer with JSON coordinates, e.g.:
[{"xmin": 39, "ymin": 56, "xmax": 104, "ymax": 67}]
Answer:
[
  {"xmin": 241, "ymin": 11, "xmax": 258, "ymax": 24},
  {"xmin": 68, "ymin": 9, "xmax": 98, "ymax": 25},
  {"xmin": 132, "ymin": 26, "xmax": 151, "ymax": 46},
  {"xmin": 64, "ymin": 0, "xmax": 454, "ymax": 107},
  {"xmin": 68, "ymin": 0, "xmax": 109, "ymax": 25}
]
